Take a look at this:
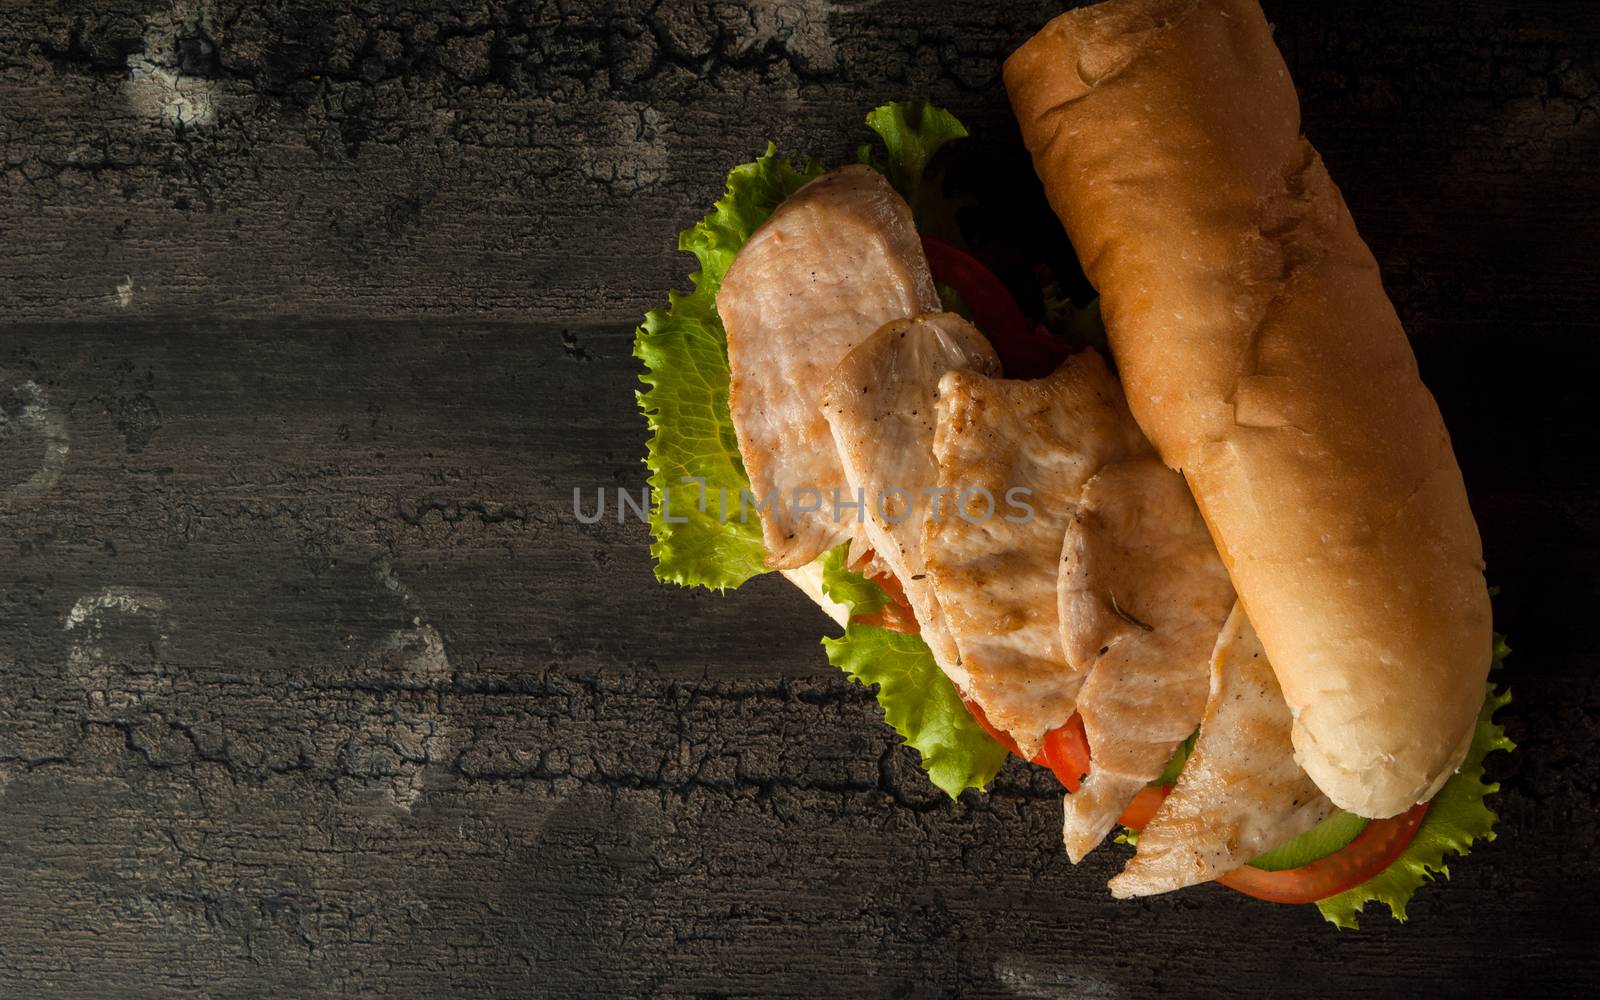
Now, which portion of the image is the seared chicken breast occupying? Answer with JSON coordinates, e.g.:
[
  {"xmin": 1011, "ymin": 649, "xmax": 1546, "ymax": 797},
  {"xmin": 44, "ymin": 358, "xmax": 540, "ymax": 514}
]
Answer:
[
  {"xmin": 1108, "ymin": 605, "xmax": 1335, "ymax": 897},
  {"xmin": 1057, "ymin": 457, "xmax": 1236, "ymax": 861},
  {"xmin": 923, "ymin": 352, "xmax": 1147, "ymax": 757},
  {"xmin": 821, "ymin": 313, "xmax": 1001, "ymax": 680},
  {"xmin": 718, "ymin": 165, "xmax": 940, "ymax": 569}
]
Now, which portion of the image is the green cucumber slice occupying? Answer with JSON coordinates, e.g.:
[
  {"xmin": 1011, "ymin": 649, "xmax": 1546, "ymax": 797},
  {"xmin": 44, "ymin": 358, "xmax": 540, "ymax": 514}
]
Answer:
[
  {"xmin": 1246, "ymin": 811, "xmax": 1369, "ymax": 872},
  {"xmin": 1153, "ymin": 731, "xmax": 1197, "ymax": 787}
]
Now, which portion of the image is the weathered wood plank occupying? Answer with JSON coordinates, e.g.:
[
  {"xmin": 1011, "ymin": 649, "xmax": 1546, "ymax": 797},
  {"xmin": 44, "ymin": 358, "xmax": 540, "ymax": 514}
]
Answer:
[
  {"xmin": 0, "ymin": 321, "xmax": 1591, "ymax": 997},
  {"xmin": 1, "ymin": 1, "xmax": 1597, "ymax": 329}
]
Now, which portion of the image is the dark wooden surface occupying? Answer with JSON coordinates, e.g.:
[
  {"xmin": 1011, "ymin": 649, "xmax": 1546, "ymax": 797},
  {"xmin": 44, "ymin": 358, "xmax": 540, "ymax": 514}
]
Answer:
[{"xmin": 1, "ymin": 1, "xmax": 1597, "ymax": 997}]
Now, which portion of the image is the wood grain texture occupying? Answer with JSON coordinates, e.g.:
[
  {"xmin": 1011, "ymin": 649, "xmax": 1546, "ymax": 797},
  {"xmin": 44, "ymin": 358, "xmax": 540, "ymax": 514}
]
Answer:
[{"xmin": 0, "ymin": 1, "xmax": 1597, "ymax": 997}]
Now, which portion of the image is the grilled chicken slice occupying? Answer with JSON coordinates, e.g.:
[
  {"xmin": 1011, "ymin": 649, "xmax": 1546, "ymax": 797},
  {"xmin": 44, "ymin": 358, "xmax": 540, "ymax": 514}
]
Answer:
[
  {"xmin": 1109, "ymin": 605, "xmax": 1335, "ymax": 897},
  {"xmin": 820, "ymin": 313, "xmax": 1001, "ymax": 682},
  {"xmin": 1058, "ymin": 456, "xmax": 1236, "ymax": 861},
  {"xmin": 923, "ymin": 352, "xmax": 1148, "ymax": 757},
  {"xmin": 718, "ymin": 165, "xmax": 940, "ymax": 569},
  {"xmin": 846, "ymin": 523, "xmax": 889, "ymax": 581}
]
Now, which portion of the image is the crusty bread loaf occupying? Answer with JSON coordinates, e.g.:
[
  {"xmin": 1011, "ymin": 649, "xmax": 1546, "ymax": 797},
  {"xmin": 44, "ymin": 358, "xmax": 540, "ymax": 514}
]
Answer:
[{"xmin": 1004, "ymin": 0, "xmax": 1491, "ymax": 817}]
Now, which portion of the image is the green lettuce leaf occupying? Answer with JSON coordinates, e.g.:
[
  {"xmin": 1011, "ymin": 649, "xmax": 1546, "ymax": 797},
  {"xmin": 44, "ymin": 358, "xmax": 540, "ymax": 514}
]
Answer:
[
  {"xmin": 1154, "ymin": 730, "xmax": 1197, "ymax": 787},
  {"xmin": 634, "ymin": 146, "xmax": 822, "ymax": 588},
  {"xmin": 937, "ymin": 282, "xmax": 973, "ymax": 320},
  {"xmin": 1316, "ymin": 636, "xmax": 1515, "ymax": 928},
  {"xmin": 856, "ymin": 100, "xmax": 969, "ymax": 219},
  {"xmin": 815, "ymin": 548, "xmax": 891, "ymax": 618},
  {"xmin": 818, "ymin": 547, "xmax": 1008, "ymax": 798},
  {"xmin": 638, "ymin": 102, "xmax": 970, "ymax": 590}
]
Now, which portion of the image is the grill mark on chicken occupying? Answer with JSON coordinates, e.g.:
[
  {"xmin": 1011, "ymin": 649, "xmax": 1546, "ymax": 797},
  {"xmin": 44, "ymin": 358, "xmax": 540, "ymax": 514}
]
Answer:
[
  {"xmin": 820, "ymin": 313, "xmax": 1000, "ymax": 683},
  {"xmin": 922, "ymin": 351, "xmax": 1147, "ymax": 758},
  {"xmin": 1107, "ymin": 604, "xmax": 1335, "ymax": 897},
  {"xmin": 1058, "ymin": 456, "xmax": 1236, "ymax": 861},
  {"xmin": 717, "ymin": 165, "xmax": 940, "ymax": 569}
]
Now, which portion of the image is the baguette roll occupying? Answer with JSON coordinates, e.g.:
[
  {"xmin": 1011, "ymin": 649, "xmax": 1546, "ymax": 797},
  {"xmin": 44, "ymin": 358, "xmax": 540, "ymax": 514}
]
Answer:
[{"xmin": 1004, "ymin": 0, "xmax": 1491, "ymax": 817}]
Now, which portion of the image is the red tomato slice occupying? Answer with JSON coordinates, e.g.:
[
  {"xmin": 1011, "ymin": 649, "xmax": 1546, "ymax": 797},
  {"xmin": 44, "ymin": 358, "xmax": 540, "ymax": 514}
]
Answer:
[
  {"xmin": 955, "ymin": 706, "xmax": 1097, "ymax": 799},
  {"xmin": 845, "ymin": 552, "xmax": 921, "ymax": 635},
  {"xmin": 959, "ymin": 705, "xmax": 1167, "ymax": 829},
  {"xmin": 849, "ymin": 587, "xmax": 918, "ymax": 634},
  {"xmin": 868, "ymin": 567, "xmax": 913, "ymax": 616},
  {"xmin": 961, "ymin": 696, "xmax": 1023, "ymax": 758},
  {"xmin": 1040, "ymin": 714, "xmax": 1091, "ymax": 793},
  {"xmin": 1214, "ymin": 802, "xmax": 1430, "ymax": 904},
  {"xmin": 1116, "ymin": 785, "xmax": 1172, "ymax": 831},
  {"xmin": 921, "ymin": 235, "xmax": 1068, "ymax": 380}
]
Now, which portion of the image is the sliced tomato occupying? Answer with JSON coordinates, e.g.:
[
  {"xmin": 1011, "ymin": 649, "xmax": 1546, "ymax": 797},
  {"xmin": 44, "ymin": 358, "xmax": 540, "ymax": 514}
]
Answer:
[
  {"xmin": 845, "ymin": 552, "xmax": 921, "ymax": 635},
  {"xmin": 1040, "ymin": 714, "xmax": 1163, "ymax": 827},
  {"xmin": 868, "ymin": 566, "xmax": 912, "ymax": 615},
  {"xmin": 1116, "ymin": 785, "xmax": 1172, "ymax": 831},
  {"xmin": 957, "ymin": 703, "xmax": 1170, "ymax": 829},
  {"xmin": 961, "ymin": 696, "xmax": 1023, "ymax": 758},
  {"xmin": 1215, "ymin": 802, "xmax": 1430, "ymax": 904},
  {"xmin": 850, "ymin": 607, "xmax": 918, "ymax": 634},
  {"xmin": 849, "ymin": 588, "xmax": 918, "ymax": 634},
  {"xmin": 921, "ymin": 235, "xmax": 1068, "ymax": 380},
  {"xmin": 961, "ymin": 706, "xmax": 1168, "ymax": 832},
  {"xmin": 1039, "ymin": 714, "xmax": 1091, "ymax": 793}
]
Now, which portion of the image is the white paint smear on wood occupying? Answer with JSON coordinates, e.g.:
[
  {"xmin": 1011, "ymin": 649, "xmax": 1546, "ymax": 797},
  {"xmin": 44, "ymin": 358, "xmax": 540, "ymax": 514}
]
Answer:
[
  {"xmin": 1, "ymin": 379, "xmax": 69, "ymax": 506},
  {"xmin": 65, "ymin": 588, "xmax": 168, "ymax": 633},
  {"xmin": 991, "ymin": 956, "xmax": 1129, "ymax": 1000},
  {"xmin": 124, "ymin": 3, "xmax": 218, "ymax": 127},
  {"xmin": 367, "ymin": 559, "xmax": 456, "ymax": 811},
  {"xmin": 64, "ymin": 588, "xmax": 170, "ymax": 712}
]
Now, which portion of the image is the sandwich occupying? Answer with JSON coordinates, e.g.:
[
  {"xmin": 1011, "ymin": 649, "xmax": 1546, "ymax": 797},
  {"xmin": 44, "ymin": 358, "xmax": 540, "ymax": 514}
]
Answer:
[{"xmin": 633, "ymin": 0, "xmax": 1512, "ymax": 928}]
